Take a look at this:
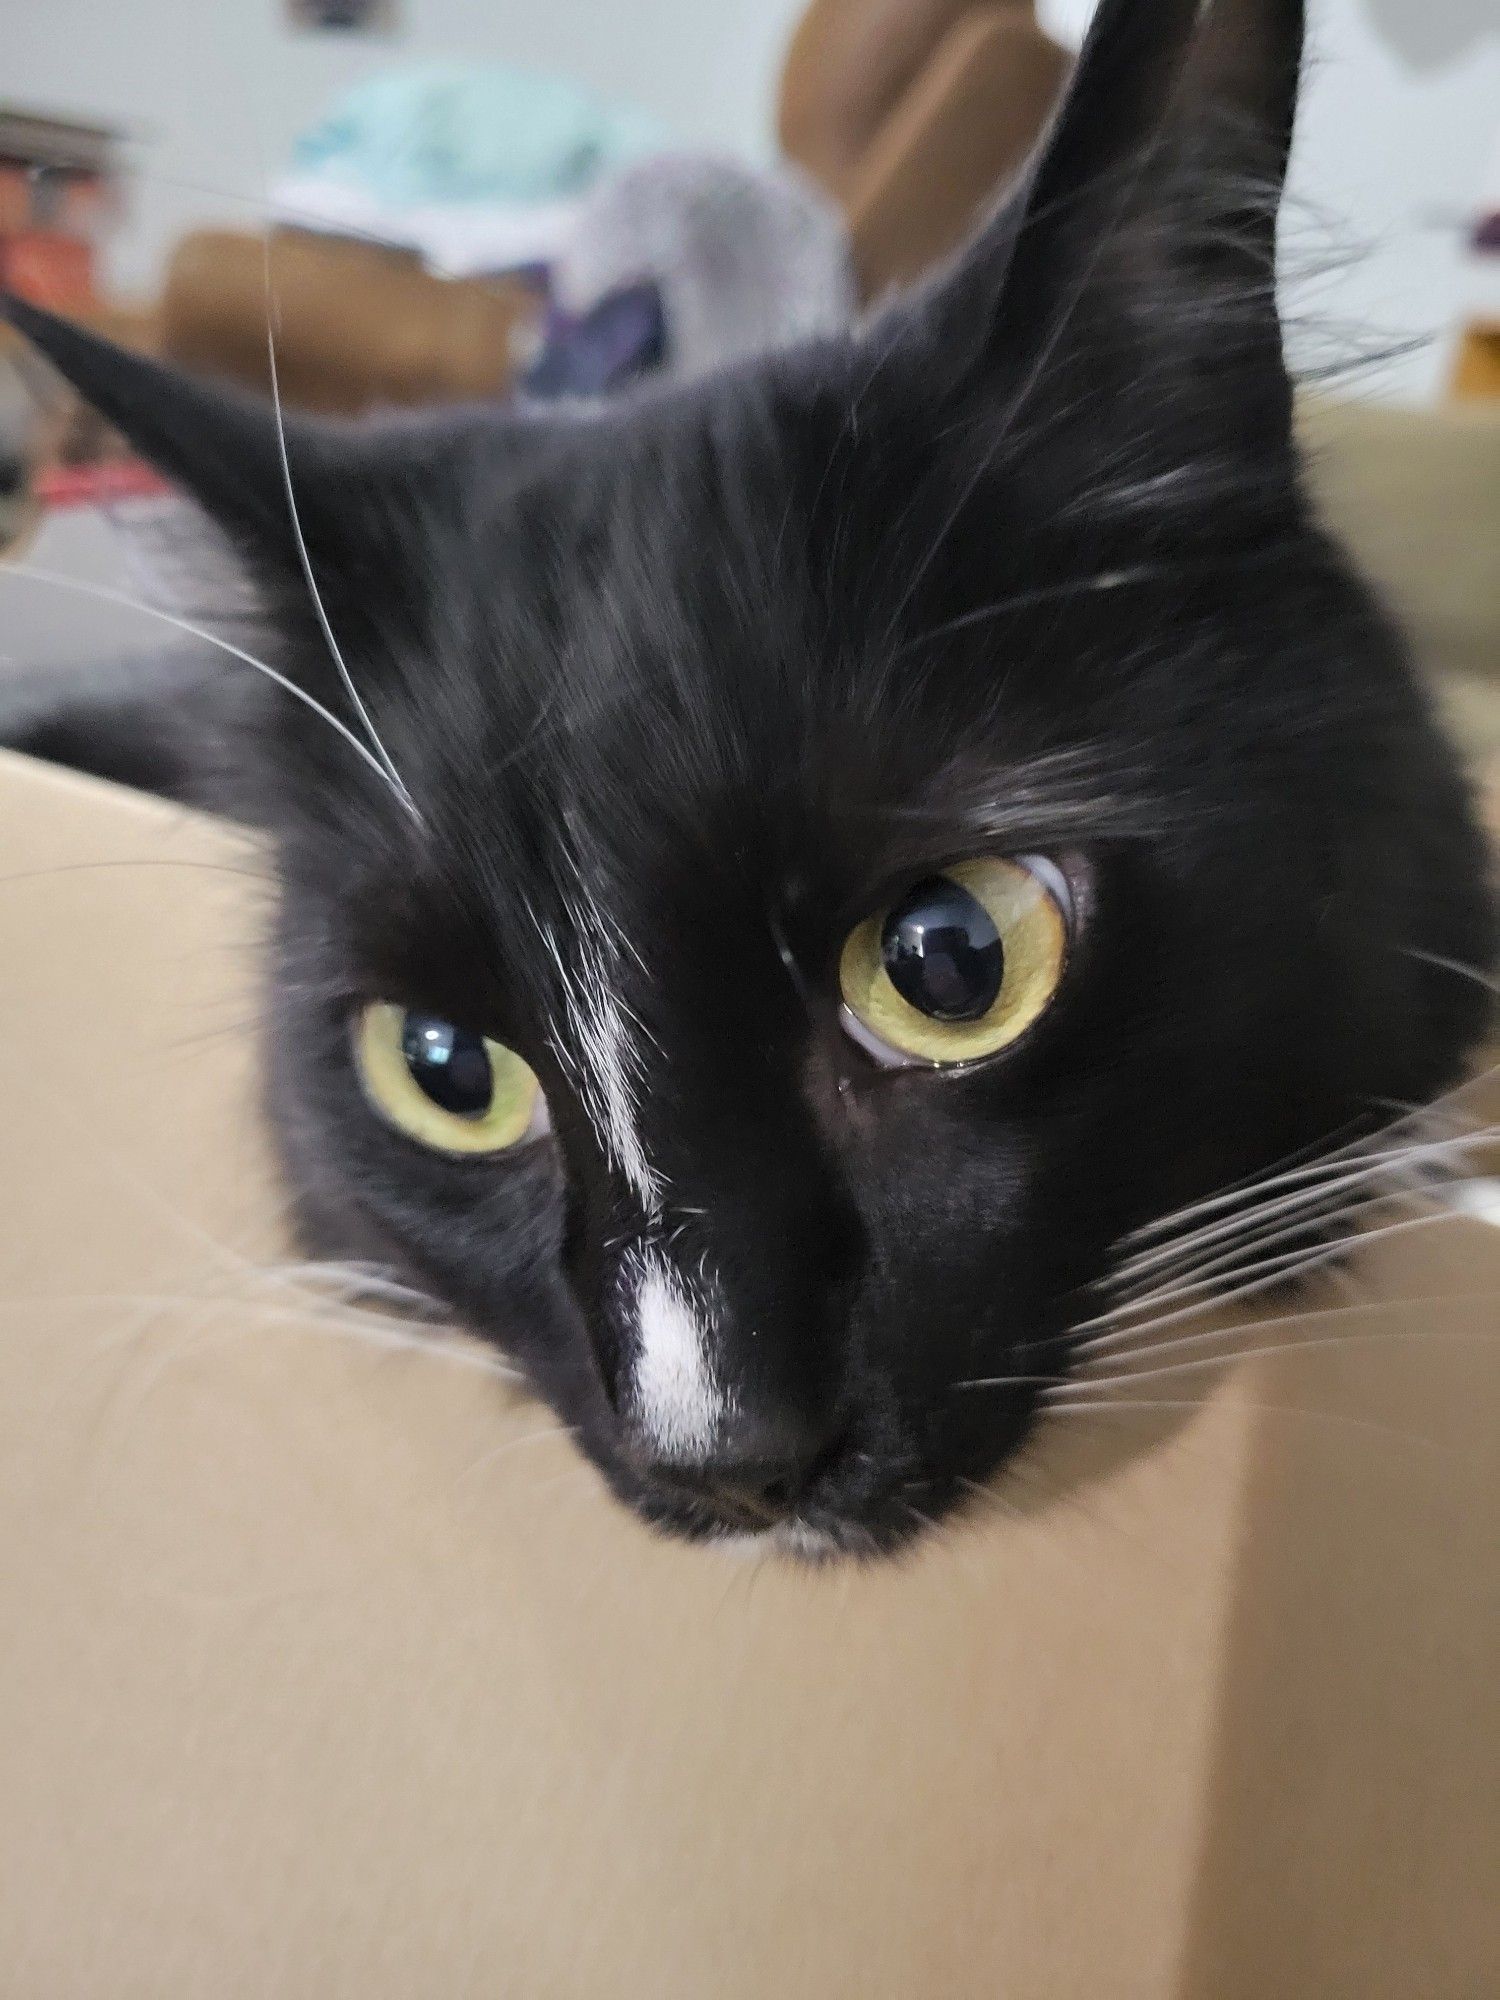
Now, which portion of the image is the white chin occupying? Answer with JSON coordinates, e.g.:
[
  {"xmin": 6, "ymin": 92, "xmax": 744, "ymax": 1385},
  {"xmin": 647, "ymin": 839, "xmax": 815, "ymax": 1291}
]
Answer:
[{"xmin": 712, "ymin": 1521, "xmax": 847, "ymax": 1563}]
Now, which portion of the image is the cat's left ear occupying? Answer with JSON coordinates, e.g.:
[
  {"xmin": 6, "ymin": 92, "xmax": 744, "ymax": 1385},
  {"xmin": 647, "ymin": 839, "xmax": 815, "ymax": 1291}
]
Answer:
[{"xmin": 910, "ymin": 0, "xmax": 1305, "ymax": 469}]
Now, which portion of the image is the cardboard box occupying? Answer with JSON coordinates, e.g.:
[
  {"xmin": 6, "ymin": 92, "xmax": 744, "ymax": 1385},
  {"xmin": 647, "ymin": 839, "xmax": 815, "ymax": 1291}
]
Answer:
[{"xmin": 0, "ymin": 747, "xmax": 1495, "ymax": 1998}]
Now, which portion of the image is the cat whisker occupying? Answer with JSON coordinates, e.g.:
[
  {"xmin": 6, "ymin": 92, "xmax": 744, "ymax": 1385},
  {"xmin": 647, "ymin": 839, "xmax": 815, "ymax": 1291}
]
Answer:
[
  {"xmin": 951, "ymin": 1370, "xmax": 1076, "ymax": 1393},
  {"xmin": 897, "ymin": 1496, "xmax": 965, "ymax": 1557},
  {"xmin": 249, "ymin": 1258, "xmax": 444, "ymax": 1316},
  {"xmin": 1087, "ymin": 1206, "xmax": 1466, "ymax": 1348},
  {"xmin": 1117, "ymin": 1096, "xmax": 1494, "ymax": 1253},
  {"xmin": 1398, "ymin": 947, "xmax": 1500, "ymax": 997},
  {"xmin": 1104, "ymin": 1183, "xmax": 1435, "ymax": 1311},
  {"xmin": 1063, "ymin": 1285, "xmax": 1492, "ymax": 1379},
  {"xmin": 1103, "ymin": 1181, "xmax": 1422, "ymax": 1313},
  {"xmin": 1126, "ymin": 1074, "xmax": 1497, "ymax": 1243},
  {"xmin": 1104, "ymin": 1128, "xmax": 1491, "ymax": 1289},
  {"xmin": 1109, "ymin": 1111, "xmax": 1497, "ymax": 1305},
  {"xmin": 223, "ymin": 1261, "xmax": 529, "ymax": 1381},
  {"xmin": 1101, "ymin": 1147, "xmax": 1490, "ymax": 1327},
  {"xmin": 456, "ymin": 1421, "xmax": 577, "ymax": 1487},
  {"xmin": 0, "ymin": 561, "xmax": 401, "ymax": 796},
  {"xmin": 184, "ymin": 1309, "xmax": 522, "ymax": 1385},
  {"xmin": 1038, "ymin": 1393, "xmax": 1438, "ymax": 1452},
  {"xmin": 1, "ymin": 1284, "xmax": 524, "ymax": 1383},
  {"xmin": 956, "ymin": 1268, "xmax": 1497, "ymax": 1399},
  {"xmin": 0, "ymin": 857, "xmax": 271, "ymax": 891},
  {"xmin": 1049, "ymin": 1309, "xmax": 1497, "ymax": 1401},
  {"xmin": 260, "ymin": 236, "xmax": 417, "ymax": 820},
  {"xmin": 1091, "ymin": 1184, "xmax": 1445, "ymax": 1334},
  {"xmin": 767, "ymin": 900, "xmax": 815, "ymax": 1020}
]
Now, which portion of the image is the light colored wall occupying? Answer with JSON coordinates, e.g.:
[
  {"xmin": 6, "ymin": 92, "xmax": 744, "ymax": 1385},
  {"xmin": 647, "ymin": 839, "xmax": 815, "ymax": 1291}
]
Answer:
[
  {"xmin": 1, "ymin": 0, "xmax": 806, "ymax": 293},
  {"xmin": 3, "ymin": 0, "xmax": 1495, "ymax": 403}
]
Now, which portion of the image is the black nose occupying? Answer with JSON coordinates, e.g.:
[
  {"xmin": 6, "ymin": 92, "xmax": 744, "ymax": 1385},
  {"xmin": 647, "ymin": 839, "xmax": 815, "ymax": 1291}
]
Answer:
[{"xmin": 635, "ymin": 1408, "xmax": 841, "ymax": 1528}]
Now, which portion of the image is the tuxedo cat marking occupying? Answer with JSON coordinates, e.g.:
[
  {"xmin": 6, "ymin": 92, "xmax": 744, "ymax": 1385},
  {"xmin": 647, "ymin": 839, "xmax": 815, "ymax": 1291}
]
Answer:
[
  {"xmin": 627, "ymin": 1247, "xmax": 730, "ymax": 1463},
  {"xmin": 4, "ymin": 0, "xmax": 1493, "ymax": 1559}
]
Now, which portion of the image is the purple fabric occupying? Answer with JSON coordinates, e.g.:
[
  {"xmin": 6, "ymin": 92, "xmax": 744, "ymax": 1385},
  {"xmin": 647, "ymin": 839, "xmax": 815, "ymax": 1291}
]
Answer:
[{"xmin": 523, "ymin": 281, "xmax": 666, "ymax": 397}]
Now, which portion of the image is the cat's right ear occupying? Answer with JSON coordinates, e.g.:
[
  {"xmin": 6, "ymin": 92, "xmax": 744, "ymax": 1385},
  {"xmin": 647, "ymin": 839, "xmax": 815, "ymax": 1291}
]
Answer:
[
  {"xmin": 903, "ymin": 0, "xmax": 1305, "ymax": 442},
  {"xmin": 917, "ymin": 0, "xmax": 1203, "ymax": 358},
  {"xmin": 2, "ymin": 293, "xmax": 309, "ymax": 554},
  {"xmin": 2, "ymin": 295, "xmax": 447, "ymax": 817}
]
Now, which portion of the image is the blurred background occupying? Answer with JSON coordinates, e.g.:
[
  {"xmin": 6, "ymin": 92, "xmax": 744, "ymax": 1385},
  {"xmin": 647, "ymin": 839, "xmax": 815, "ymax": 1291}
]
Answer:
[
  {"xmin": 0, "ymin": 1, "xmax": 1494, "ymax": 749},
  {"xmin": 1, "ymin": 0, "xmax": 1496, "ymax": 397}
]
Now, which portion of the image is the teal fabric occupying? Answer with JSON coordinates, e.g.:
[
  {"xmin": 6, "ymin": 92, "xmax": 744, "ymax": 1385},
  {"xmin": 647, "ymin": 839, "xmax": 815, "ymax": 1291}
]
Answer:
[{"xmin": 292, "ymin": 65, "xmax": 668, "ymax": 208}]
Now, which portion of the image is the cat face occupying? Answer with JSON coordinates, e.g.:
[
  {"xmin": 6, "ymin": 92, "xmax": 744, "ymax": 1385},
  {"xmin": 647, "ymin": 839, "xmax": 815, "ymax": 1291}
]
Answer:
[
  {"xmin": 8, "ymin": 0, "xmax": 1493, "ymax": 1556},
  {"xmin": 250, "ymin": 369, "xmax": 1486, "ymax": 1556}
]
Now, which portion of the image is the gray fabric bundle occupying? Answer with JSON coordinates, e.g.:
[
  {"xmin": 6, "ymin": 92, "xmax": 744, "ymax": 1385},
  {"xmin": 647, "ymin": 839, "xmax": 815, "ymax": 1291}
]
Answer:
[{"xmin": 551, "ymin": 151, "xmax": 857, "ymax": 381}]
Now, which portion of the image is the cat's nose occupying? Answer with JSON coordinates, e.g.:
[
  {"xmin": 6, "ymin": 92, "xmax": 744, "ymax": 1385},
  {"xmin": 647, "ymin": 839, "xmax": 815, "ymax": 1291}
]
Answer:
[{"xmin": 630, "ymin": 1405, "xmax": 842, "ymax": 1527}]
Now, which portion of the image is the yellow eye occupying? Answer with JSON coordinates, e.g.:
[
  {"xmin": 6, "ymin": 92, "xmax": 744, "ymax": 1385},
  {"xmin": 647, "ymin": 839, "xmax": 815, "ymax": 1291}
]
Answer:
[
  {"xmin": 354, "ymin": 1004, "xmax": 547, "ymax": 1155},
  {"xmin": 838, "ymin": 855, "xmax": 1069, "ymax": 1067}
]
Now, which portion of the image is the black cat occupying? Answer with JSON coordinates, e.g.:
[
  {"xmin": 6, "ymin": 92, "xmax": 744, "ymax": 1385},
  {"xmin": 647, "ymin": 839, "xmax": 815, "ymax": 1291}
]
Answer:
[{"xmin": 4, "ymin": 0, "xmax": 1492, "ymax": 1557}]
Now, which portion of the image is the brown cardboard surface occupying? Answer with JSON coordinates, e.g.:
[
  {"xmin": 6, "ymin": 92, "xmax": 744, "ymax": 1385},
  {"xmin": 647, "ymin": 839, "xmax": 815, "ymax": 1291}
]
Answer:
[{"xmin": 0, "ymin": 747, "xmax": 1495, "ymax": 1999}]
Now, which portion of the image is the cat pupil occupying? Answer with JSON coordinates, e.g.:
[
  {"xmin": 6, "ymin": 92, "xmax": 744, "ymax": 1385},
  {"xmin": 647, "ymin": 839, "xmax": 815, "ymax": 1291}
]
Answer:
[
  {"xmin": 881, "ymin": 878, "xmax": 1005, "ymax": 1022},
  {"xmin": 399, "ymin": 1014, "xmax": 494, "ymax": 1119}
]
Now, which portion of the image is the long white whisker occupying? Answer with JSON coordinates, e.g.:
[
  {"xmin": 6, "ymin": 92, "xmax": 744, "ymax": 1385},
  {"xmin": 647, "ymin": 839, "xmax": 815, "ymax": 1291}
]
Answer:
[
  {"xmin": 1046, "ymin": 1310, "xmax": 1497, "ymax": 1400},
  {"xmin": 1084, "ymin": 1208, "xmax": 1456, "ymax": 1349},
  {"xmin": 0, "ymin": 561, "xmax": 398, "ymax": 794},
  {"xmin": 1106, "ymin": 1181, "xmax": 1407, "ymax": 1311},
  {"xmin": 952, "ymin": 1371, "xmax": 1033, "ymax": 1394},
  {"xmin": 1115, "ymin": 1124, "xmax": 1491, "ymax": 1267},
  {"xmin": 1090, "ymin": 1185, "xmax": 1440, "ymax": 1336},
  {"xmin": 1112, "ymin": 1128, "xmax": 1488, "ymax": 1280},
  {"xmin": 1120, "ymin": 1068, "xmax": 1499, "ymax": 1252},
  {"xmin": 250, "ymin": 1259, "xmax": 441, "ymax": 1314},
  {"xmin": 5, "ymin": 1287, "xmax": 523, "ymax": 1381},
  {"xmin": 260, "ymin": 234, "xmax": 418, "ymax": 819},
  {"xmin": 951, "ymin": 1284, "xmax": 1497, "ymax": 1395},
  {"xmin": 457, "ymin": 1422, "xmax": 577, "ymax": 1486},
  {"xmin": 1068, "ymin": 1282, "xmax": 1487, "ymax": 1379}
]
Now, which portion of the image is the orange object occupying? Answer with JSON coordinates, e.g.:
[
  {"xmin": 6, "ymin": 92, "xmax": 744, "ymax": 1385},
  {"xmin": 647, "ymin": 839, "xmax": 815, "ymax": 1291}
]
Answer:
[
  {"xmin": 162, "ymin": 228, "xmax": 539, "ymax": 415},
  {"xmin": 780, "ymin": 0, "xmax": 1070, "ymax": 294},
  {"xmin": 0, "ymin": 163, "xmax": 32, "ymax": 234},
  {"xmin": 1452, "ymin": 319, "xmax": 1500, "ymax": 401},
  {"xmin": 1, "ymin": 228, "xmax": 98, "ymax": 314}
]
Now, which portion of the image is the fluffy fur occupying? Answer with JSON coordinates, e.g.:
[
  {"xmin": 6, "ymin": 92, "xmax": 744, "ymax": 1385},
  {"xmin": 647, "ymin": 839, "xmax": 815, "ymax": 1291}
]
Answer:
[{"xmin": 4, "ymin": 0, "xmax": 1493, "ymax": 1557}]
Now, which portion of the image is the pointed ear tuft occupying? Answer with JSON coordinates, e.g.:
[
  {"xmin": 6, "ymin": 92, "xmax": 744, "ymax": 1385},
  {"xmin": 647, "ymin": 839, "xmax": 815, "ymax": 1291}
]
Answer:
[
  {"xmin": 923, "ymin": 0, "xmax": 1204, "ymax": 354},
  {"xmin": 2, "ymin": 292, "xmax": 298, "ymax": 547},
  {"xmin": 1000, "ymin": 0, "xmax": 1205, "ymax": 316},
  {"xmin": 914, "ymin": 0, "xmax": 1305, "ymax": 391},
  {"xmin": 1189, "ymin": 0, "xmax": 1303, "ymax": 154},
  {"xmin": 1177, "ymin": 0, "xmax": 1304, "ymax": 280}
]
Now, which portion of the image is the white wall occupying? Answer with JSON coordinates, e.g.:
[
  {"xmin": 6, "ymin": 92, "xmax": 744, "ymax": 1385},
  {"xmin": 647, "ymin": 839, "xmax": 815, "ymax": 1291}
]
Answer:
[{"xmin": 4, "ymin": 0, "xmax": 1496, "ymax": 403}]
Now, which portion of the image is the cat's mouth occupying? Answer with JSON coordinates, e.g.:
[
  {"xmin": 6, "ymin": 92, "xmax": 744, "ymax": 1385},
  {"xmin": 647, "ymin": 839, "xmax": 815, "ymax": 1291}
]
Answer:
[
  {"xmin": 597, "ymin": 1446, "xmax": 957, "ymax": 1561},
  {"xmin": 715, "ymin": 1521, "xmax": 867, "ymax": 1564},
  {"xmin": 633, "ymin": 1491, "xmax": 924, "ymax": 1562}
]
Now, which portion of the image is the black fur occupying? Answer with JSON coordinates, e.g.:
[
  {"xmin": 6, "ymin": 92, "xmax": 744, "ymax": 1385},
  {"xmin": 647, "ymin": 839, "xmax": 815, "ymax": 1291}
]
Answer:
[{"xmin": 4, "ymin": 0, "xmax": 1492, "ymax": 1556}]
